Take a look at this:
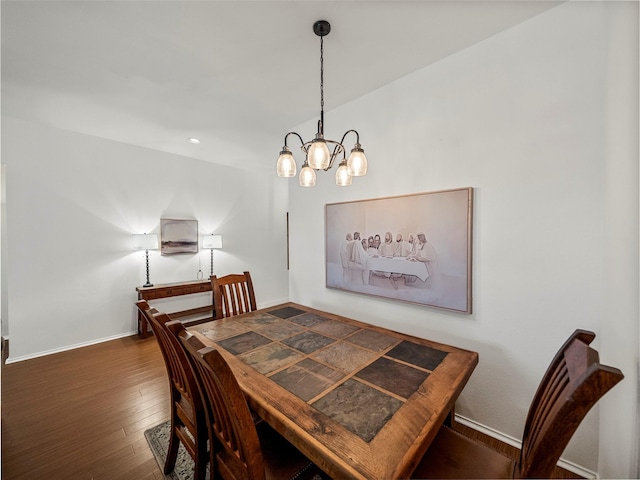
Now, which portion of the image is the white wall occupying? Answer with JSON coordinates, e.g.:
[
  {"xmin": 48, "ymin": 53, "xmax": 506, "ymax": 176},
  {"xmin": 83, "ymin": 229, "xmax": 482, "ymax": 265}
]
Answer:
[
  {"xmin": 2, "ymin": 1, "xmax": 637, "ymax": 477},
  {"xmin": 1, "ymin": 164, "xmax": 7, "ymax": 339},
  {"xmin": 599, "ymin": 2, "xmax": 640, "ymax": 478},
  {"xmin": 2, "ymin": 116, "xmax": 290, "ymax": 361},
  {"xmin": 287, "ymin": 2, "xmax": 638, "ymax": 478}
]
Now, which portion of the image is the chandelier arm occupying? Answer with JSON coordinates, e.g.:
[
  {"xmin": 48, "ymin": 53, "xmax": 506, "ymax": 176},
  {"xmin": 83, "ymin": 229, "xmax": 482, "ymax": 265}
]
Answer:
[
  {"xmin": 338, "ymin": 129, "xmax": 361, "ymax": 146},
  {"xmin": 325, "ymin": 143, "xmax": 344, "ymax": 171},
  {"xmin": 283, "ymin": 132, "xmax": 305, "ymax": 148},
  {"xmin": 317, "ymin": 119, "xmax": 324, "ymax": 139}
]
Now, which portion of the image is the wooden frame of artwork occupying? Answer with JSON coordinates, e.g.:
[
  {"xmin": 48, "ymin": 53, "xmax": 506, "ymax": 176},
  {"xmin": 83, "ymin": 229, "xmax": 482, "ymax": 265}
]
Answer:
[
  {"xmin": 160, "ymin": 218, "xmax": 198, "ymax": 255},
  {"xmin": 325, "ymin": 187, "xmax": 473, "ymax": 314}
]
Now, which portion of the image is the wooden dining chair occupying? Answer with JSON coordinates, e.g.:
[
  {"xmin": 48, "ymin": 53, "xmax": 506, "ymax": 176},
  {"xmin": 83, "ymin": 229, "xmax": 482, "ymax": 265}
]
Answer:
[
  {"xmin": 135, "ymin": 301, "xmax": 209, "ymax": 480},
  {"xmin": 411, "ymin": 329, "xmax": 624, "ymax": 479},
  {"xmin": 211, "ymin": 271, "xmax": 257, "ymax": 319},
  {"xmin": 166, "ymin": 319, "xmax": 319, "ymax": 480}
]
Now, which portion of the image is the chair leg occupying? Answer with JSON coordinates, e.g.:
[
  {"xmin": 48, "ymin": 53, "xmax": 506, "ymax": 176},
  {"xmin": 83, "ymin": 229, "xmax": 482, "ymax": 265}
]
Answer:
[
  {"xmin": 164, "ymin": 415, "xmax": 180, "ymax": 474},
  {"xmin": 207, "ymin": 437, "xmax": 216, "ymax": 480},
  {"xmin": 193, "ymin": 429, "xmax": 209, "ymax": 480}
]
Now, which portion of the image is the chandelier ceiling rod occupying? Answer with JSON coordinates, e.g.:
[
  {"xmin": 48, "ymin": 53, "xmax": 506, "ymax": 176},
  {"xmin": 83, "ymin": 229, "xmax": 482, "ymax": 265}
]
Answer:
[
  {"xmin": 318, "ymin": 21, "xmax": 326, "ymax": 139},
  {"xmin": 276, "ymin": 20, "xmax": 368, "ymax": 187}
]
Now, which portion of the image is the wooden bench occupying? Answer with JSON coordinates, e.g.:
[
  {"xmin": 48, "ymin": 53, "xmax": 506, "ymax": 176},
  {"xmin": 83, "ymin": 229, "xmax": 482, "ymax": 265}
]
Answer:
[{"xmin": 136, "ymin": 280, "xmax": 213, "ymax": 338}]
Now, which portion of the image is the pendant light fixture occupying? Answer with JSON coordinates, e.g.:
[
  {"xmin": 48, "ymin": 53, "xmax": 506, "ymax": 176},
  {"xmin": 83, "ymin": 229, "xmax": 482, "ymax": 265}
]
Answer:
[{"xmin": 276, "ymin": 20, "xmax": 368, "ymax": 187}]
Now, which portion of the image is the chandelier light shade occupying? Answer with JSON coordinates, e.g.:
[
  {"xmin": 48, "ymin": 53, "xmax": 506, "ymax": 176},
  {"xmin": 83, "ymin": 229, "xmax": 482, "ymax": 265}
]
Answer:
[
  {"xmin": 335, "ymin": 160, "xmax": 352, "ymax": 186},
  {"xmin": 347, "ymin": 144, "xmax": 368, "ymax": 176},
  {"xmin": 276, "ymin": 20, "xmax": 368, "ymax": 187},
  {"xmin": 276, "ymin": 147, "xmax": 297, "ymax": 177},
  {"xmin": 307, "ymin": 137, "xmax": 331, "ymax": 170},
  {"xmin": 299, "ymin": 162, "xmax": 317, "ymax": 187}
]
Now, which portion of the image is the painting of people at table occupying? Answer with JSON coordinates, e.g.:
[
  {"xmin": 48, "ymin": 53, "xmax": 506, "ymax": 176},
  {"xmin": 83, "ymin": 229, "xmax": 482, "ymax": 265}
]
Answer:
[{"xmin": 326, "ymin": 188, "xmax": 473, "ymax": 314}]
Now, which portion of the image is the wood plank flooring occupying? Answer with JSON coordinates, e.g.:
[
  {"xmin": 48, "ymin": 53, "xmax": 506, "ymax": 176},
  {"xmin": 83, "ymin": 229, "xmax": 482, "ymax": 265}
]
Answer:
[
  {"xmin": 1, "ymin": 334, "xmax": 582, "ymax": 479},
  {"xmin": 452, "ymin": 423, "xmax": 582, "ymax": 479},
  {"xmin": 2, "ymin": 336, "xmax": 169, "ymax": 480}
]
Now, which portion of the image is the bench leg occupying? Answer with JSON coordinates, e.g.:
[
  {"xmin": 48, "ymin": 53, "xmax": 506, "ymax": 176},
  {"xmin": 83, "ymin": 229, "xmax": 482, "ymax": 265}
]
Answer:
[{"xmin": 138, "ymin": 312, "xmax": 148, "ymax": 338}]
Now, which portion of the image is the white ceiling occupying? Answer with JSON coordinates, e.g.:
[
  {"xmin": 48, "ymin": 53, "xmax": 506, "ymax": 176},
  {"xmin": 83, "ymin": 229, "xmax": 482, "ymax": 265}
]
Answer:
[{"xmin": 2, "ymin": 1, "xmax": 561, "ymax": 172}]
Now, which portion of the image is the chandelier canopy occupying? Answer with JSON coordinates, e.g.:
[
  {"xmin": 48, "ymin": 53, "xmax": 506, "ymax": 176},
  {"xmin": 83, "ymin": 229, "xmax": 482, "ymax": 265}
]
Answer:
[{"xmin": 276, "ymin": 20, "xmax": 368, "ymax": 187}]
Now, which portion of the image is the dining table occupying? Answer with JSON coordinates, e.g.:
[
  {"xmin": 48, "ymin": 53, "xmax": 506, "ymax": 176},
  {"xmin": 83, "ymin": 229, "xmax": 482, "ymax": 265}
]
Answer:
[{"xmin": 188, "ymin": 302, "xmax": 478, "ymax": 479}]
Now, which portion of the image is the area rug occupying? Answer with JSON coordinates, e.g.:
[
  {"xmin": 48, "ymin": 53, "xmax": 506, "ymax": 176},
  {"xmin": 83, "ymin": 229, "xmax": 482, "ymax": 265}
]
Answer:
[
  {"xmin": 145, "ymin": 420, "xmax": 326, "ymax": 480},
  {"xmin": 145, "ymin": 420, "xmax": 208, "ymax": 480}
]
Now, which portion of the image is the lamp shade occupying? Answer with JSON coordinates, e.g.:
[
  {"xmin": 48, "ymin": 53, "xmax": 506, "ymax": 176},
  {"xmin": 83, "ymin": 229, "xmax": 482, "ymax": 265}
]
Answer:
[
  {"xmin": 202, "ymin": 234, "xmax": 223, "ymax": 249},
  {"xmin": 132, "ymin": 233, "xmax": 158, "ymax": 250}
]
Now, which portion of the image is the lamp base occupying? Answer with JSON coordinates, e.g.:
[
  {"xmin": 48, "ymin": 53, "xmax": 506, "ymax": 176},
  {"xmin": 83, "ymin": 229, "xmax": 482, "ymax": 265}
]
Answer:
[{"xmin": 143, "ymin": 282, "xmax": 154, "ymax": 287}]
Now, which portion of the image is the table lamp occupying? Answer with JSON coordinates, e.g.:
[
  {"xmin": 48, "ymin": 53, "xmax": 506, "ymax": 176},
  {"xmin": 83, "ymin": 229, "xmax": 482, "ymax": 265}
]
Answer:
[
  {"xmin": 202, "ymin": 234, "xmax": 223, "ymax": 276},
  {"xmin": 132, "ymin": 233, "xmax": 159, "ymax": 287}
]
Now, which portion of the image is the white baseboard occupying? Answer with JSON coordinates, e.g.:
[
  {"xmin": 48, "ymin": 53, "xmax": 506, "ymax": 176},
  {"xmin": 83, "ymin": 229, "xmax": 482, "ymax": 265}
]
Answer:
[
  {"xmin": 6, "ymin": 301, "xmax": 294, "ymax": 364},
  {"xmin": 4, "ymin": 300, "xmax": 295, "ymax": 363},
  {"xmin": 5, "ymin": 330, "xmax": 137, "ymax": 364},
  {"xmin": 258, "ymin": 297, "xmax": 290, "ymax": 309},
  {"xmin": 455, "ymin": 414, "xmax": 598, "ymax": 479}
]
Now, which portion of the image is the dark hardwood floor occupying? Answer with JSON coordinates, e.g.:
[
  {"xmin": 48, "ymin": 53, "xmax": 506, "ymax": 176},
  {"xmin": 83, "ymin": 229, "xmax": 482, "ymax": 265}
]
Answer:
[
  {"xmin": 452, "ymin": 423, "xmax": 582, "ymax": 479},
  {"xmin": 1, "ymin": 333, "xmax": 582, "ymax": 479},
  {"xmin": 2, "ymin": 336, "xmax": 169, "ymax": 480}
]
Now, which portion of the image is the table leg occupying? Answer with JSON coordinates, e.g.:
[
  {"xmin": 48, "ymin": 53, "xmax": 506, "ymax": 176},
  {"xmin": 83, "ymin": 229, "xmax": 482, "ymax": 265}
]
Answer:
[{"xmin": 444, "ymin": 405, "xmax": 455, "ymax": 427}]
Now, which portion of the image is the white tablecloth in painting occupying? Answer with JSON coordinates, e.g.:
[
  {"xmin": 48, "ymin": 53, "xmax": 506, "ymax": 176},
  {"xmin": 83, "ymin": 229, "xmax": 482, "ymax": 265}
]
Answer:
[{"xmin": 363, "ymin": 256, "xmax": 430, "ymax": 284}]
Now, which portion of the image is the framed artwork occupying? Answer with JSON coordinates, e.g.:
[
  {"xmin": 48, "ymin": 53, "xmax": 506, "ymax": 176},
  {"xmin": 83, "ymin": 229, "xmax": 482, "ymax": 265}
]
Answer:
[
  {"xmin": 325, "ymin": 187, "xmax": 473, "ymax": 314},
  {"xmin": 160, "ymin": 219, "xmax": 198, "ymax": 255}
]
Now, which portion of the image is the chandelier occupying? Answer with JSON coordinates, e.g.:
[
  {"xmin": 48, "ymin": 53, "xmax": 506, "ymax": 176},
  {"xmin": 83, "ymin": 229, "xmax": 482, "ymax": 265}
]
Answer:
[{"xmin": 276, "ymin": 20, "xmax": 368, "ymax": 187}]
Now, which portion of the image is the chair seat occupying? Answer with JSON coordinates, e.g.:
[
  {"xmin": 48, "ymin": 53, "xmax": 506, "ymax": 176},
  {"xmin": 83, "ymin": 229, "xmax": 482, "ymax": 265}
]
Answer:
[
  {"xmin": 412, "ymin": 426, "xmax": 515, "ymax": 479},
  {"xmin": 258, "ymin": 422, "xmax": 316, "ymax": 480}
]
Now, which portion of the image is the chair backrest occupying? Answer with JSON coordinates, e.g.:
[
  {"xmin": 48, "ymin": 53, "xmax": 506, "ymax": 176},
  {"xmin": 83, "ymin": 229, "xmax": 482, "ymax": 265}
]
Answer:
[
  {"xmin": 167, "ymin": 320, "xmax": 267, "ymax": 480},
  {"xmin": 135, "ymin": 300, "xmax": 203, "ymax": 414},
  {"xmin": 211, "ymin": 271, "xmax": 257, "ymax": 319},
  {"xmin": 516, "ymin": 329, "xmax": 624, "ymax": 478},
  {"xmin": 136, "ymin": 299, "xmax": 160, "ymax": 316}
]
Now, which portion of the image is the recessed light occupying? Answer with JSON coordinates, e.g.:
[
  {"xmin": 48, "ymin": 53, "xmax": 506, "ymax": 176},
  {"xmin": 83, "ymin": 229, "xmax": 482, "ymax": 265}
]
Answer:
[{"xmin": 189, "ymin": 138, "xmax": 201, "ymax": 144}]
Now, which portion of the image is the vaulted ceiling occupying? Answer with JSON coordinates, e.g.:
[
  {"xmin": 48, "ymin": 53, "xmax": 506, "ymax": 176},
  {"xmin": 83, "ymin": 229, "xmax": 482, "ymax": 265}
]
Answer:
[{"xmin": 2, "ymin": 1, "xmax": 560, "ymax": 171}]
